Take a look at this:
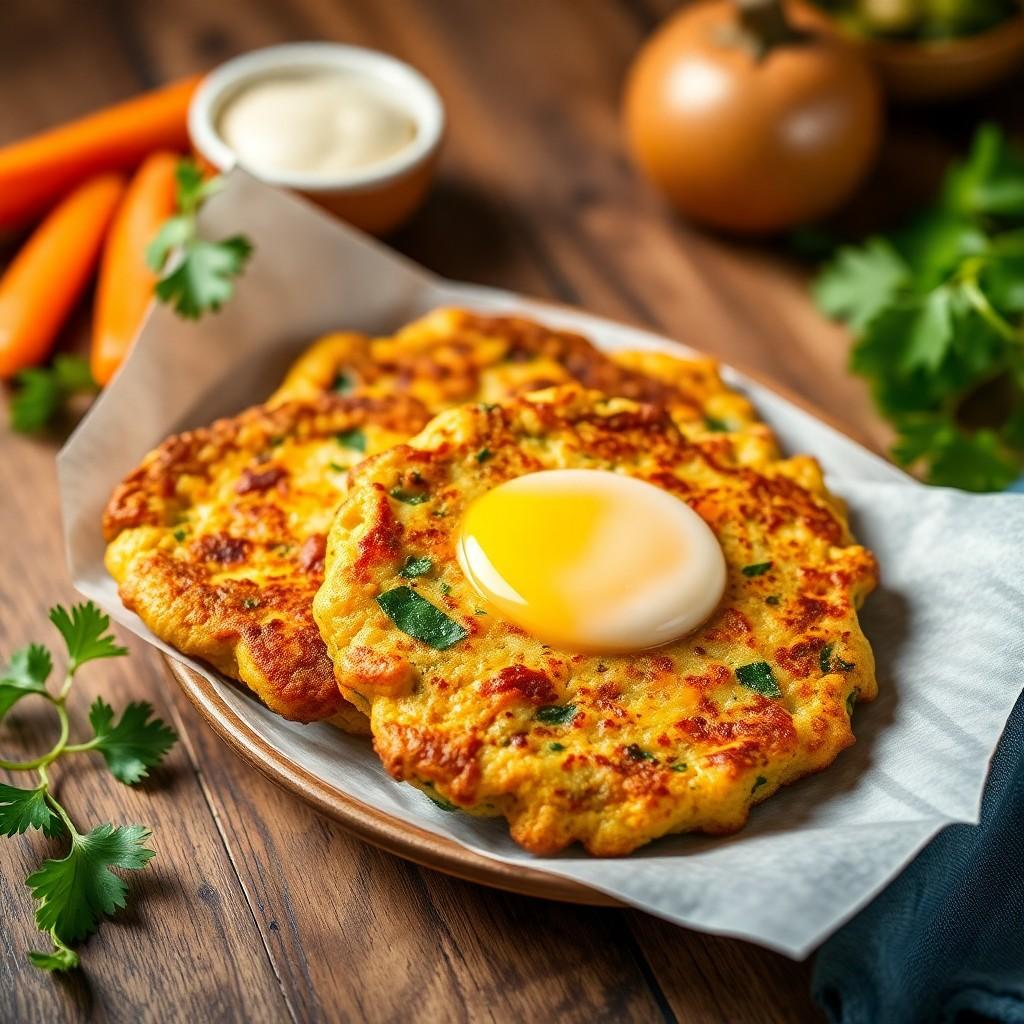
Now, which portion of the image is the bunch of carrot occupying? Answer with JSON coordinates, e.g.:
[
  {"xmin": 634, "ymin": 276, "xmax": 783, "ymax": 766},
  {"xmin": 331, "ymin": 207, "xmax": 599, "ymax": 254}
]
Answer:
[{"xmin": 0, "ymin": 75, "xmax": 202, "ymax": 400}]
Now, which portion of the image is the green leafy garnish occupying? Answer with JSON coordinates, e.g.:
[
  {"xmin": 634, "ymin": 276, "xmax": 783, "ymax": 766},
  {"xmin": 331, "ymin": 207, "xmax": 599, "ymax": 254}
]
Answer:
[
  {"xmin": 27, "ymin": 824, "xmax": 155, "ymax": 943},
  {"xmin": 814, "ymin": 124, "xmax": 1024, "ymax": 491},
  {"xmin": 535, "ymin": 704, "xmax": 577, "ymax": 726},
  {"xmin": 765, "ymin": 595, "xmax": 781, "ymax": 606},
  {"xmin": 389, "ymin": 487, "xmax": 429, "ymax": 505},
  {"xmin": 752, "ymin": 775, "xmax": 768, "ymax": 793},
  {"xmin": 815, "ymin": 238, "xmax": 910, "ymax": 331},
  {"xmin": 399, "ymin": 555, "xmax": 433, "ymax": 578},
  {"xmin": 9, "ymin": 355, "xmax": 98, "ymax": 434},
  {"xmin": 336, "ymin": 428, "xmax": 366, "ymax": 451},
  {"xmin": 704, "ymin": 416, "xmax": 729, "ymax": 432},
  {"xmin": 0, "ymin": 644, "xmax": 52, "ymax": 721},
  {"xmin": 84, "ymin": 699, "xmax": 178, "ymax": 785},
  {"xmin": 549, "ymin": 742, "xmax": 565, "ymax": 752},
  {"xmin": 27, "ymin": 933, "xmax": 79, "ymax": 970},
  {"xmin": 376, "ymin": 587, "xmax": 468, "ymax": 650},
  {"xmin": 0, "ymin": 602, "xmax": 176, "ymax": 971},
  {"xmin": 328, "ymin": 461, "xmax": 345, "ymax": 473},
  {"xmin": 27, "ymin": 931, "xmax": 79, "ymax": 973},
  {"xmin": 147, "ymin": 160, "xmax": 253, "ymax": 320},
  {"xmin": 820, "ymin": 642, "xmax": 855, "ymax": 674},
  {"xmin": 172, "ymin": 527, "xmax": 187, "ymax": 542},
  {"xmin": 669, "ymin": 763, "xmax": 688, "ymax": 773},
  {"xmin": 742, "ymin": 561, "xmax": 773, "ymax": 577},
  {"xmin": 846, "ymin": 689, "xmax": 860, "ymax": 717},
  {"xmin": 735, "ymin": 661, "xmax": 782, "ymax": 698},
  {"xmin": 48, "ymin": 604, "xmax": 127, "ymax": 672},
  {"xmin": 0, "ymin": 783, "xmax": 62, "ymax": 838},
  {"xmin": 475, "ymin": 447, "xmax": 493, "ymax": 463}
]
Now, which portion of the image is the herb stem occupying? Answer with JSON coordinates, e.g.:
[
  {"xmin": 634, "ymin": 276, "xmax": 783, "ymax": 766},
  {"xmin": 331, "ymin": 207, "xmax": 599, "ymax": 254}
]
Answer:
[
  {"xmin": 44, "ymin": 790, "xmax": 79, "ymax": 841},
  {"xmin": 954, "ymin": 258, "xmax": 1019, "ymax": 346},
  {"xmin": 61, "ymin": 737, "xmax": 101, "ymax": 754},
  {"xmin": 58, "ymin": 671, "xmax": 75, "ymax": 701},
  {"xmin": 0, "ymin": 700, "xmax": 70, "ymax": 772}
]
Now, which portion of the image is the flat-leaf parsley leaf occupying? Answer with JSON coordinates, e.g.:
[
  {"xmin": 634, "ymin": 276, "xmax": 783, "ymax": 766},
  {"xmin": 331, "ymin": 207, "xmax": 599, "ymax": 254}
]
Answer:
[
  {"xmin": 9, "ymin": 355, "xmax": 98, "ymax": 434},
  {"xmin": 0, "ymin": 783, "xmax": 63, "ymax": 838},
  {"xmin": 26, "ymin": 824, "xmax": 155, "ymax": 943},
  {"xmin": 0, "ymin": 602, "xmax": 175, "ymax": 971},
  {"xmin": 84, "ymin": 699, "xmax": 178, "ymax": 785},
  {"xmin": 148, "ymin": 160, "xmax": 253, "ymax": 319},
  {"xmin": 49, "ymin": 604, "xmax": 127, "ymax": 672},
  {"xmin": 0, "ymin": 644, "xmax": 52, "ymax": 721}
]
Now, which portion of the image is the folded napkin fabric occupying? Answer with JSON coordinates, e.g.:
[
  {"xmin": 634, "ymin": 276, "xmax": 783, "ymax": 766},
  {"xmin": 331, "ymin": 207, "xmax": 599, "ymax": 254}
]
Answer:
[{"xmin": 813, "ymin": 689, "xmax": 1024, "ymax": 1024}]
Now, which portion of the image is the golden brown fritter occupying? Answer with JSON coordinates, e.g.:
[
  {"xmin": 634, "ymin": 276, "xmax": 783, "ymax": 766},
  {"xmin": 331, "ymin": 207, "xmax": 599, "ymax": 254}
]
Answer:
[
  {"xmin": 104, "ymin": 394, "xmax": 430, "ymax": 729},
  {"xmin": 313, "ymin": 386, "xmax": 877, "ymax": 855},
  {"xmin": 272, "ymin": 307, "xmax": 777, "ymax": 462}
]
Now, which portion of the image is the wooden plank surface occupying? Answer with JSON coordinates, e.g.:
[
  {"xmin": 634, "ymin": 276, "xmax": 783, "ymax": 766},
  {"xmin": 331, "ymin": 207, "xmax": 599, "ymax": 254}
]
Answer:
[{"xmin": 0, "ymin": 1, "xmax": 1017, "ymax": 1021}]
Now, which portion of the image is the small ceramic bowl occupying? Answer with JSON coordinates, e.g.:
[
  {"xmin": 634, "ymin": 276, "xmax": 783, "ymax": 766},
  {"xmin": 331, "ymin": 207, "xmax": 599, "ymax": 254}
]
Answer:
[{"xmin": 188, "ymin": 42, "xmax": 445, "ymax": 234}]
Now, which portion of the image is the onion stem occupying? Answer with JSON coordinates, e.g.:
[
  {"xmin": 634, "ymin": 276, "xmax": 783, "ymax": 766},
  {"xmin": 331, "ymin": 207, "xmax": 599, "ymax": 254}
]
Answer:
[{"xmin": 735, "ymin": 0, "xmax": 802, "ymax": 51}]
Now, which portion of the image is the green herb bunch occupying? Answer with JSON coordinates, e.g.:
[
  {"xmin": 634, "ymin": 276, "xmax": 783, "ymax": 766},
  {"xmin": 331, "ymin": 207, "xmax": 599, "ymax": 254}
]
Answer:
[
  {"xmin": 815, "ymin": 125, "xmax": 1024, "ymax": 491},
  {"xmin": 0, "ymin": 602, "xmax": 176, "ymax": 972}
]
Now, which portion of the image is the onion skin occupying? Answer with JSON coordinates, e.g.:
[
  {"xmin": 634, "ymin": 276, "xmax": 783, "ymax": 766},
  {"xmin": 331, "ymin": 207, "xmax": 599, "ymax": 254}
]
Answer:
[{"xmin": 623, "ymin": 0, "xmax": 883, "ymax": 234}]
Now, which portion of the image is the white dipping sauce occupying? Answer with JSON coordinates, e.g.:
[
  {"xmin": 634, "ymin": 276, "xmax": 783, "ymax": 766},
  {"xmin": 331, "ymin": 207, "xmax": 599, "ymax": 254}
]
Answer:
[{"xmin": 217, "ymin": 72, "xmax": 417, "ymax": 179}]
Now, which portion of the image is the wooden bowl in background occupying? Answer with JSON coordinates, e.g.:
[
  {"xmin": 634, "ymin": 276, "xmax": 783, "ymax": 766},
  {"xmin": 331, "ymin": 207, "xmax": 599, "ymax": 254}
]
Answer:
[{"xmin": 796, "ymin": 3, "xmax": 1024, "ymax": 102}]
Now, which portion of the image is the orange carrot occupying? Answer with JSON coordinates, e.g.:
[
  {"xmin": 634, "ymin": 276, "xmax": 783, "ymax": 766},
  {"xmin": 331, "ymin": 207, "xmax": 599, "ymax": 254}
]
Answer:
[
  {"xmin": 91, "ymin": 152, "xmax": 179, "ymax": 385},
  {"xmin": 0, "ymin": 174, "xmax": 126, "ymax": 379},
  {"xmin": 0, "ymin": 75, "xmax": 200, "ymax": 231}
]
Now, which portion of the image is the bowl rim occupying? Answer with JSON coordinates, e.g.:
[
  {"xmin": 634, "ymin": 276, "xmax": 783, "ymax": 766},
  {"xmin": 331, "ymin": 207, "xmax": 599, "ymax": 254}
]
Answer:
[
  {"xmin": 188, "ymin": 41, "xmax": 446, "ymax": 193},
  {"xmin": 811, "ymin": 5, "xmax": 1024, "ymax": 61}
]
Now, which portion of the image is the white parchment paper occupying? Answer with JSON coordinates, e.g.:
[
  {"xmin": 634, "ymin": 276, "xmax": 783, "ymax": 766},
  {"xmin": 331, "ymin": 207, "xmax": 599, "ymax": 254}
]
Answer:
[{"xmin": 57, "ymin": 173, "xmax": 1024, "ymax": 958}]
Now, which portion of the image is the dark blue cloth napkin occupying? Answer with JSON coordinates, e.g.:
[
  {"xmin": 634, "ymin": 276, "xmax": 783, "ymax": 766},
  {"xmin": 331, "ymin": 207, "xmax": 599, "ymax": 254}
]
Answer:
[{"xmin": 812, "ymin": 689, "xmax": 1024, "ymax": 1024}]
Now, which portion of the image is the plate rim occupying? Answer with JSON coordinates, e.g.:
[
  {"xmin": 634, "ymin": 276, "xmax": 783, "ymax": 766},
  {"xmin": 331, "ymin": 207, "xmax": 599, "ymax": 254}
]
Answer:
[
  {"xmin": 160, "ymin": 327, "xmax": 895, "ymax": 907},
  {"xmin": 164, "ymin": 657, "xmax": 621, "ymax": 905}
]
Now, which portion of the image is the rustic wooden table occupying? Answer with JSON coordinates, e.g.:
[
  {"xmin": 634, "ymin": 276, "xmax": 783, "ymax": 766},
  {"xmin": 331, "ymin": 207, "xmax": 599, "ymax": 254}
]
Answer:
[{"xmin": 0, "ymin": 2, "xmax": 1017, "ymax": 1021}]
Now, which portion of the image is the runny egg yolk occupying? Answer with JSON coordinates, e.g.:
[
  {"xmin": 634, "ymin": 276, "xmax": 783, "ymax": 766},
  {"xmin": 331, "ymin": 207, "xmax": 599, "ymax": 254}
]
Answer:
[{"xmin": 456, "ymin": 469, "xmax": 726, "ymax": 653}]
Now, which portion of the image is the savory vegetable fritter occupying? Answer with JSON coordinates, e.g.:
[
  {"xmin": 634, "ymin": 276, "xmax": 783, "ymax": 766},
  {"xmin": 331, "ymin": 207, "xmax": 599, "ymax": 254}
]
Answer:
[
  {"xmin": 103, "ymin": 393, "xmax": 429, "ymax": 729},
  {"xmin": 313, "ymin": 386, "xmax": 877, "ymax": 855},
  {"xmin": 272, "ymin": 307, "xmax": 778, "ymax": 464},
  {"xmin": 104, "ymin": 308, "xmax": 771, "ymax": 738}
]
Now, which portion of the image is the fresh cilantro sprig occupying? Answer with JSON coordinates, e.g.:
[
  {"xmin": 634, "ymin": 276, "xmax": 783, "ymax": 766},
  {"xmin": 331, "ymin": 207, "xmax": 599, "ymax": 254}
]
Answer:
[
  {"xmin": 814, "ymin": 124, "xmax": 1024, "ymax": 492},
  {"xmin": 8, "ymin": 354, "xmax": 98, "ymax": 434},
  {"xmin": 147, "ymin": 160, "xmax": 253, "ymax": 320},
  {"xmin": 0, "ymin": 601, "xmax": 176, "ymax": 972}
]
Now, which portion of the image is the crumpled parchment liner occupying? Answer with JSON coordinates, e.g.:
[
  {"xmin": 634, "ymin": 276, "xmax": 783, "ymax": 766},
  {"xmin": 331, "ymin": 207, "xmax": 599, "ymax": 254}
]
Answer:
[{"xmin": 58, "ymin": 172, "xmax": 1024, "ymax": 958}]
